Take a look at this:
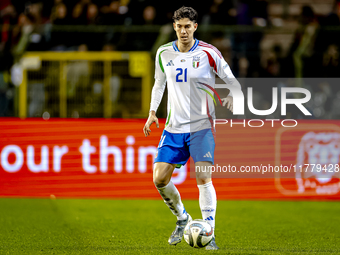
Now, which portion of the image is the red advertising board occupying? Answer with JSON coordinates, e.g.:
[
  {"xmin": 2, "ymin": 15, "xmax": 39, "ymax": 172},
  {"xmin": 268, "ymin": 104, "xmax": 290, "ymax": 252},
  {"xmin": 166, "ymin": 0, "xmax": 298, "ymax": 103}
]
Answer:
[{"xmin": 0, "ymin": 118, "xmax": 339, "ymax": 200}]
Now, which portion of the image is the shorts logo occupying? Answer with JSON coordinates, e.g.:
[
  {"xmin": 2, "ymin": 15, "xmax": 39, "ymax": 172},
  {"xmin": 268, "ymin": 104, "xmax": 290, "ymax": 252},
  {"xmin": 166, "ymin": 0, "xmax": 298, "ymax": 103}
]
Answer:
[
  {"xmin": 203, "ymin": 152, "xmax": 212, "ymax": 158},
  {"xmin": 193, "ymin": 56, "xmax": 200, "ymax": 69}
]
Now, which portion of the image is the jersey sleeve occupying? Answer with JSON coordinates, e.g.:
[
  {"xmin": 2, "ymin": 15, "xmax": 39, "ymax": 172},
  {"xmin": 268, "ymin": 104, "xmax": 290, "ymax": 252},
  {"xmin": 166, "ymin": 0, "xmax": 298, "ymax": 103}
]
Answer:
[
  {"xmin": 212, "ymin": 50, "xmax": 241, "ymax": 97},
  {"xmin": 150, "ymin": 48, "xmax": 167, "ymax": 112}
]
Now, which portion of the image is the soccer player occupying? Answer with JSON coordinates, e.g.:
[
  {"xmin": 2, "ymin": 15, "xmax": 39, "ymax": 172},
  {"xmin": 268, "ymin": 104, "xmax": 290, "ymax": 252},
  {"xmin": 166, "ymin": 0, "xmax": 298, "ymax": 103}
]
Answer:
[{"xmin": 143, "ymin": 6, "xmax": 240, "ymax": 250}]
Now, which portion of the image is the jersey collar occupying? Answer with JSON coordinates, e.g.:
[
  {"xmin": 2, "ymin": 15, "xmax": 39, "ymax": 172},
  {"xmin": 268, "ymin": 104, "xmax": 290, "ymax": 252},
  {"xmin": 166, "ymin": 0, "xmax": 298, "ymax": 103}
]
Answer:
[{"xmin": 173, "ymin": 39, "xmax": 199, "ymax": 52}]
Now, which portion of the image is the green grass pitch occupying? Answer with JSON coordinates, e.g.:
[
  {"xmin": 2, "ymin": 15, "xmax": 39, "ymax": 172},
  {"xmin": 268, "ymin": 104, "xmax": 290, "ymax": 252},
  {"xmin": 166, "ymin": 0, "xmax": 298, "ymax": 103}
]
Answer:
[{"xmin": 0, "ymin": 198, "xmax": 339, "ymax": 254}]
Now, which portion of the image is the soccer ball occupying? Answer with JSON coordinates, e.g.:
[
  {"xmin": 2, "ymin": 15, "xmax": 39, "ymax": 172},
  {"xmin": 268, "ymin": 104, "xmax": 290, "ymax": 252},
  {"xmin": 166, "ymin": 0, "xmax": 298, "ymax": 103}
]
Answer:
[{"xmin": 183, "ymin": 219, "xmax": 213, "ymax": 248}]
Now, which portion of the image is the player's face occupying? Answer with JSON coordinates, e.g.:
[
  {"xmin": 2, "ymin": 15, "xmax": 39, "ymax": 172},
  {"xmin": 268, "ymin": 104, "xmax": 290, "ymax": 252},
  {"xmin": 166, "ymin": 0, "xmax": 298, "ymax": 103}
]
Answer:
[{"xmin": 173, "ymin": 18, "xmax": 197, "ymax": 44}]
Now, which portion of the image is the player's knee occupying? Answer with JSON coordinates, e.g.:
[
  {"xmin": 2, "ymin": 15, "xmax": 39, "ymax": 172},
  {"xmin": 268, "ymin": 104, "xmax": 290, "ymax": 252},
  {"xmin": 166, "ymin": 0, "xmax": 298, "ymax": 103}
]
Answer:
[
  {"xmin": 153, "ymin": 163, "xmax": 173, "ymax": 188},
  {"xmin": 196, "ymin": 177, "xmax": 211, "ymax": 185},
  {"xmin": 153, "ymin": 177, "xmax": 169, "ymax": 188},
  {"xmin": 153, "ymin": 169, "xmax": 169, "ymax": 188},
  {"xmin": 196, "ymin": 170, "xmax": 211, "ymax": 183}
]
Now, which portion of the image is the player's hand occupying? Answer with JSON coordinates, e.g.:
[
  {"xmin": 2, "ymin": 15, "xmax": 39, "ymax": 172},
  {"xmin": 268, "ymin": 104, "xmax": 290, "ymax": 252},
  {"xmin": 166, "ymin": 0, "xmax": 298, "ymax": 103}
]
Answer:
[
  {"xmin": 222, "ymin": 96, "xmax": 233, "ymax": 112},
  {"xmin": 143, "ymin": 111, "xmax": 159, "ymax": 137}
]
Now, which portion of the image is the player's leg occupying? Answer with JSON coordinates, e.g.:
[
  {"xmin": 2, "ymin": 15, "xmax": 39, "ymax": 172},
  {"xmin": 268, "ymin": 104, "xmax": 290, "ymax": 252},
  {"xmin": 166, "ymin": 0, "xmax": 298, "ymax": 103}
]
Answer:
[
  {"xmin": 153, "ymin": 162, "xmax": 192, "ymax": 245},
  {"xmin": 195, "ymin": 161, "xmax": 216, "ymax": 233},
  {"xmin": 153, "ymin": 162, "xmax": 187, "ymax": 220},
  {"xmin": 195, "ymin": 162, "xmax": 219, "ymax": 250},
  {"xmin": 153, "ymin": 130, "xmax": 192, "ymax": 245},
  {"xmin": 191, "ymin": 128, "xmax": 219, "ymax": 250},
  {"xmin": 191, "ymin": 129, "xmax": 217, "ymax": 229}
]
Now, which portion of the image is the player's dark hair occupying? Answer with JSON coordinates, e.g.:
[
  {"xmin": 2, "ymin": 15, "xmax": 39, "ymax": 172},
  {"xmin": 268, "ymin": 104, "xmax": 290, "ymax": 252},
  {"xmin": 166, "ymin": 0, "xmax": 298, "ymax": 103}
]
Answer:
[{"xmin": 173, "ymin": 6, "xmax": 198, "ymax": 23}]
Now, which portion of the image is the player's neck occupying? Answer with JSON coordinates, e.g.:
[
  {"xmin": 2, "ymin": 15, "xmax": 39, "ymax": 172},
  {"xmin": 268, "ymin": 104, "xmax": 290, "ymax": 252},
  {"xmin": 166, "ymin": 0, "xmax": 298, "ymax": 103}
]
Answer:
[{"xmin": 177, "ymin": 39, "xmax": 195, "ymax": 53}]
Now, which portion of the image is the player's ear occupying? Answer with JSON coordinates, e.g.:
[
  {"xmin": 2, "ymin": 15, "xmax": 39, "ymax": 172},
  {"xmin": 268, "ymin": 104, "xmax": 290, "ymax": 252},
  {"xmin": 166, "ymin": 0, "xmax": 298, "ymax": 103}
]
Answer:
[
  {"xmin": 194, "ymin": 22, "xmax": 198, "ymax": 31},
  {"xmin": 173, "ymin": 22, "xmax": 176, "ymax": 31}
]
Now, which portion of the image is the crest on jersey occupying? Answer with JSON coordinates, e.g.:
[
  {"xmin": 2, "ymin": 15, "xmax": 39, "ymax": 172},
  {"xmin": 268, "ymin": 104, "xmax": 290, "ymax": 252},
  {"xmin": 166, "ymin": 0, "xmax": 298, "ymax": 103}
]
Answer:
[{"xmin": 192, "ymin": 56, "xmax": 200, "ymax": 69}]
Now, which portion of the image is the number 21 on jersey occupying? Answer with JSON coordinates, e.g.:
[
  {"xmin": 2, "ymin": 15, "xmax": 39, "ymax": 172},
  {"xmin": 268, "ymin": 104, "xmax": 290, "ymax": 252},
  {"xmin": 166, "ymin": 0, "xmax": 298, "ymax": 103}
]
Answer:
[{"xmin": 176, "ymin": 68, "xmax": 187, "ymax": 82}]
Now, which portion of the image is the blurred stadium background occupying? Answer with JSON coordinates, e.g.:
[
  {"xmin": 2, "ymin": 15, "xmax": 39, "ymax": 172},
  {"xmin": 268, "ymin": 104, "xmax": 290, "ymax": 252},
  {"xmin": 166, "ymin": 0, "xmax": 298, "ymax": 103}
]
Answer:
[
  {"xmin": 1, "ymin": 0, "xmax": 340, "ymax": 118},
  {"xmin": 1, "ymin": 0, "xmax": 340, "ymax": 254}
]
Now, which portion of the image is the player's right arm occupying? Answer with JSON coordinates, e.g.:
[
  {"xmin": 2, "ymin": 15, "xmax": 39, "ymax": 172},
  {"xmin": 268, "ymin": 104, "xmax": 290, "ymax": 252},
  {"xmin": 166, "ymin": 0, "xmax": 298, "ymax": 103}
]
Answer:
[
  {"xmin": 143, "ymin": 110, "xmax": 159, "ymax": 137},
  {"xmin": 143, "ymin": 47, "xmax": 167, "ymax": 137}
]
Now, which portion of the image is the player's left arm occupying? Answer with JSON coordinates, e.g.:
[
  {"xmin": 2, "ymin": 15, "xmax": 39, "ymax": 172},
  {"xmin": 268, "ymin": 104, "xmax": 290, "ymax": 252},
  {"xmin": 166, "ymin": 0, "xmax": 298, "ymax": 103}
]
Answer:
[{"xmin": 213, "ymin": 52, "xmax": 241, "ymax": 113}]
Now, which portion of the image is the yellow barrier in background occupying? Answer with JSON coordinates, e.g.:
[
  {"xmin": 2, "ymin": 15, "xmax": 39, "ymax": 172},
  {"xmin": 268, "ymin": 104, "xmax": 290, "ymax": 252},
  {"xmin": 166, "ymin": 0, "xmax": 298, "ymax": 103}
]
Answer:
[{"xmin": 19, "ymin": 52, "xmax": 152, "ymax": 118}]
